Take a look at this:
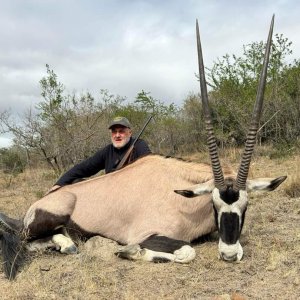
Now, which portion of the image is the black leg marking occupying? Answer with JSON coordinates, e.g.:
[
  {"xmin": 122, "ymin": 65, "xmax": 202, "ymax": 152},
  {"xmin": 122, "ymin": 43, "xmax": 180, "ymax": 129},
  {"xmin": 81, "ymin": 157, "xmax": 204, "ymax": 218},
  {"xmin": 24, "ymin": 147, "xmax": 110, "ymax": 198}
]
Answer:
[
  {"xmin": 66, "ymin": 219, "xmax": 98, "ymax": 241},
  {"xmin": 26, "ymin": 209, "xmax": 70, "ymax": 240},
  {"xmin": 140, "ymin": 235, "xmax": 190, "ymax": 253},
  {"xmin": 192, "ymin": 232, "xmax": 216, "ymax": 244},
  {"xmin": 116, "ymin": 236, "xmax": 196, "ymax": 263},
  {"xmin": 152, "ymin": 257, "xmax": 172, "ymax": 263}
]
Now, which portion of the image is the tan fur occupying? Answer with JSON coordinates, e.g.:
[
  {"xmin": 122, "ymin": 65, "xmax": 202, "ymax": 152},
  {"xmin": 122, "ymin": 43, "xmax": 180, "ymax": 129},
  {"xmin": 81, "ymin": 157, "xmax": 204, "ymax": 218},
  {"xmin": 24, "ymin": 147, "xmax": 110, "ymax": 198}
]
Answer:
[{"xmin": 24, "ymin": 155, "xmax": 235, "ymax": 244}]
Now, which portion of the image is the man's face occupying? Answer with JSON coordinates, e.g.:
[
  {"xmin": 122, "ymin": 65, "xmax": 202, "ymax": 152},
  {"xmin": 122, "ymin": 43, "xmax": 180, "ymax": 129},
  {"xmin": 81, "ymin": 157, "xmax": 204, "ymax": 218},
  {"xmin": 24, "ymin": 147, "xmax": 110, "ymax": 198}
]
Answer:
[{"xmin": 111, "ymin": 126, "xmax": 132, "ymax": 149}]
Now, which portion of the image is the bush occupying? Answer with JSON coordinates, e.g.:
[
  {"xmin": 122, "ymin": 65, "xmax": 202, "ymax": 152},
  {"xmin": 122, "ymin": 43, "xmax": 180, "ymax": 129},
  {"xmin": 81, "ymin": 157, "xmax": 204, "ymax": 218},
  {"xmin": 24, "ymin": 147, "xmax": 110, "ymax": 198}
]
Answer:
[{"xmin": 0, "ymin": 147, "xmax": 26, "ymax": 175}]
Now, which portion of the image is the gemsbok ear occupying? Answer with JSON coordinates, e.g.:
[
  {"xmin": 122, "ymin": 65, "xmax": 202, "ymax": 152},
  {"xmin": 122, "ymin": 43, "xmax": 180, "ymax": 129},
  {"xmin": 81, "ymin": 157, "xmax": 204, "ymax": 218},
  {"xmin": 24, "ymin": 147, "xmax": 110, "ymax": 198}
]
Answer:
[
  {"xmin": 175, "ymin": 180, "xmax": 215, "ymax": 197},
  {"xmin": 247, "ymin": 176, "xmax": 287, "ymax": 191}
]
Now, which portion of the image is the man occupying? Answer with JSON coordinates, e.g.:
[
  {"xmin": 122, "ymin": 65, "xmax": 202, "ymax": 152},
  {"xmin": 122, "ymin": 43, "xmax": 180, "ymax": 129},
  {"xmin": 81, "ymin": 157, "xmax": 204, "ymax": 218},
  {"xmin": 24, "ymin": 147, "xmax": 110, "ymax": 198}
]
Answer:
[{"xmin": 48, "ymin": 117, "xmax": 151, "ymax": 193}]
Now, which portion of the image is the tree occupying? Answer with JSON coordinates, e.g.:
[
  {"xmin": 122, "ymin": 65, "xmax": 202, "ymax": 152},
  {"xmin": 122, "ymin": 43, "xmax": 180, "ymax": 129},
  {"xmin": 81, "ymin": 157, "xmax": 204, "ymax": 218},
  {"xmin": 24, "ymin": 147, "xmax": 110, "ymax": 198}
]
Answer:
[
  {"xmin": 0, "ymin": 66, "xmax": 127, "ymax": 173},
  {"xmin": 203, "ymin": 33, "xmax": 298, "ymax": 147}
]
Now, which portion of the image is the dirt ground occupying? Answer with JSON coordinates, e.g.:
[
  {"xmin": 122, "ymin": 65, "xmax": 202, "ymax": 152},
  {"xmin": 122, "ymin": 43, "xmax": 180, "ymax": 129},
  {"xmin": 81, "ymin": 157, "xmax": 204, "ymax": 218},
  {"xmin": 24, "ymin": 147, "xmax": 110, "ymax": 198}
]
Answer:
[{"xmin": 0, "ymin": 154, "xmax": 299, "ymax": 300}]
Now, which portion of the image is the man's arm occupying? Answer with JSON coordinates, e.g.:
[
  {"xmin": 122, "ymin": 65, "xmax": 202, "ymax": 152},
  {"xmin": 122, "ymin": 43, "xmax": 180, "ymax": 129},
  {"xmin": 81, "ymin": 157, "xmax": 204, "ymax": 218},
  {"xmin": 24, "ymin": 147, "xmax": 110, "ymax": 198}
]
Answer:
[{"xmin": 54, "ymin": 148, "xmax": 107, "ymax": 186}]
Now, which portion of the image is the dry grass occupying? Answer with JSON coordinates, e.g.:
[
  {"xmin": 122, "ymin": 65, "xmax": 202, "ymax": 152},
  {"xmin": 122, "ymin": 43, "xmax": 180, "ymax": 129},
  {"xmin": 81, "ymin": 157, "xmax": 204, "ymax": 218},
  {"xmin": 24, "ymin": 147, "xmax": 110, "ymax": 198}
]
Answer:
[
  {"xmin": 0, "ymin": 152, "xmax": 299, "ymax": 299},
  {"xmin": 284, "ymin": 157, "xmax": 300, "ymax": 198}
]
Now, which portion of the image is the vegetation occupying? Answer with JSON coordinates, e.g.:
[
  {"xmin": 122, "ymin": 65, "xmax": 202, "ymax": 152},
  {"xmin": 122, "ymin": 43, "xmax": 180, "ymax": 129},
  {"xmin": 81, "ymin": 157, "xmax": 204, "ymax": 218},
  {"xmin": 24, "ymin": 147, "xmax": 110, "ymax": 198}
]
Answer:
[
  {"xmin": 0, "ymin": 147, "xmax": 26, "ymax": 174},
  {"xmin": 0, "ymin": 34, "xmax": 299, "ymax": 174}
]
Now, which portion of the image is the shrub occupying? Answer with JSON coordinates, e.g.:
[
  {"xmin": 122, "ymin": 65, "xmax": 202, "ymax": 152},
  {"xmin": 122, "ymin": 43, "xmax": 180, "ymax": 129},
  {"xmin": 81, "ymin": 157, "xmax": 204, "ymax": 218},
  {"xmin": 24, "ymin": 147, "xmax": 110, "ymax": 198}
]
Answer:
[{"xmin": 0, "ymin": 147, "xmax": 26, "ymax": 175}]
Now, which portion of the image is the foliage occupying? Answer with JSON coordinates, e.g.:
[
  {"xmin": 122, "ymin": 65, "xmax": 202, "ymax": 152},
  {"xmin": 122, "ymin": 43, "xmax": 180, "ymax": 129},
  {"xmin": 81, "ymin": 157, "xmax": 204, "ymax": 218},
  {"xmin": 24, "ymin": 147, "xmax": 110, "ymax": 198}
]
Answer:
[
  {"xmin": 0, "ymin": 33, "xmax": 299, "ymax": 171},
  {"xmin": 0, "ymin": 66, "xmax": 127, "ymax": 173},
  {"xmin": 0, "ymin": 67, "xmax": 181, "ymax": 171},
  {"xmin": 0, "ymin": 147, "xmax": 26, "ymax": 175},
  {"xmin": 203, "ymin": 33, "xmax": 299, "ymax": 147}
]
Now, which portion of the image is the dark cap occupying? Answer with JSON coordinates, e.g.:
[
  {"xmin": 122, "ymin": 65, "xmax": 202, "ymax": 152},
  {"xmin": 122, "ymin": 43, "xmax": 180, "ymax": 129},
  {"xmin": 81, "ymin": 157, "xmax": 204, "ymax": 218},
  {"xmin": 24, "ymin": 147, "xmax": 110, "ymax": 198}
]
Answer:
[{"xmin": 108, "ymin": 116, "xmax": 131, "ymax": 129}]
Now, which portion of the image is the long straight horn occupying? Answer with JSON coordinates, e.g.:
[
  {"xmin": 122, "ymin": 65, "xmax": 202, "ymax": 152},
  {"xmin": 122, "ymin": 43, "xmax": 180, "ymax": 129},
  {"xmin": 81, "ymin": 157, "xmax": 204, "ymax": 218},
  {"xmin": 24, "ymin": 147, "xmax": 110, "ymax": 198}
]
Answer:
[
  {"xmin": 196, "ymin": 19, "xmax": 225, "ymax": 191},
  {"xmin": 236, "ymin": 15, "xmax": 275, "ymax": 190}
]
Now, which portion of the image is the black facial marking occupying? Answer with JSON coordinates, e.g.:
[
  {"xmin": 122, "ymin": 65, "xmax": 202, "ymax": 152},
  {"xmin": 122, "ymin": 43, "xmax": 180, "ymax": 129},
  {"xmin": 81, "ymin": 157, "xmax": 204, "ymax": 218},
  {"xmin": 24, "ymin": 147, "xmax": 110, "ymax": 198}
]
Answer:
[
  {"xmin": 219, "ymin": 212, "xmax": 240, "ymax": 244},
  {"xmin": 213, "ymin": 206, "xmax": 218, "ymax": 228},
  {"xmin": 240, "ymin": 207, "xmax": 247, "ymax": 232},
  {"xmin": 219, "ymin": 178, "xmax": 240, "ymax": 204}
]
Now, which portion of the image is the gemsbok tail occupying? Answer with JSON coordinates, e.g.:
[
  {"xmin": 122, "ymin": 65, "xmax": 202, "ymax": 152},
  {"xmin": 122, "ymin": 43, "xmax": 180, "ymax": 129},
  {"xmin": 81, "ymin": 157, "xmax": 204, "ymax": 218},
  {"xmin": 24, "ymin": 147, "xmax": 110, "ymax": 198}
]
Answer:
[{"xmin": 0, "ymin": 230, "xmax": 27, "ymax": 280}]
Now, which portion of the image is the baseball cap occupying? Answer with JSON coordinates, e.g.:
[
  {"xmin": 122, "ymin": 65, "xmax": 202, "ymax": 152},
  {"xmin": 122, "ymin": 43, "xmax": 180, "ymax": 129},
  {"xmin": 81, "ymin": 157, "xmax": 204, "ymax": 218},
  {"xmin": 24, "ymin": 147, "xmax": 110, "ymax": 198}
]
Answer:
[{"xmin": 108, "ymin": 116, "xmax": 131, "ymax": 129}]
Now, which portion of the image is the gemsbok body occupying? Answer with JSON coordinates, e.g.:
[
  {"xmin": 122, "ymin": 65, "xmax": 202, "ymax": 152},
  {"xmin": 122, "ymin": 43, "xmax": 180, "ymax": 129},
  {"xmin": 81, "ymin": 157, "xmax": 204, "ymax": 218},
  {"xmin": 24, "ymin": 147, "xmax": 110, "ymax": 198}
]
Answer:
[{"xmin": 0, "ymin": 15, "xmax": 286, "ymax": 280}]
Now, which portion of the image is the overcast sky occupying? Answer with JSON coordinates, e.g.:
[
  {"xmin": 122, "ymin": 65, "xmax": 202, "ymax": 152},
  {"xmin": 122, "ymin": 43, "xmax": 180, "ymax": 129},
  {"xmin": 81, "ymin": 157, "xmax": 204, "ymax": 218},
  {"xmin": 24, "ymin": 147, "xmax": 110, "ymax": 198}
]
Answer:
[{"xmin": 0, "ymin": 0, "xmax": 299, "ymax": 147}]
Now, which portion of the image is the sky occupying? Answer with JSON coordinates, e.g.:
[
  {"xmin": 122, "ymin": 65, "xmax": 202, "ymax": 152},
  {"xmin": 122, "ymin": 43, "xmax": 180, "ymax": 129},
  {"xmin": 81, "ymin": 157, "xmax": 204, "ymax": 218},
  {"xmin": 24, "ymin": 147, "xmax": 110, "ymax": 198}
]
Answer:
[{"xmin": 0, "ymin": 0, "xmax": 299, "ymax": 147}]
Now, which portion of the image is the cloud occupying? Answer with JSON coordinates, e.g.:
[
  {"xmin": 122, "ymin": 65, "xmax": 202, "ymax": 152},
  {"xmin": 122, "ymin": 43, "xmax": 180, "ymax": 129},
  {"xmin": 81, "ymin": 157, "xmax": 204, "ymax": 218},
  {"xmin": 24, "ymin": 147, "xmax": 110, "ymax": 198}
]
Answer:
[{"xmin": 1, "ymin": 0, "xmax": 299, "ymax": 147}]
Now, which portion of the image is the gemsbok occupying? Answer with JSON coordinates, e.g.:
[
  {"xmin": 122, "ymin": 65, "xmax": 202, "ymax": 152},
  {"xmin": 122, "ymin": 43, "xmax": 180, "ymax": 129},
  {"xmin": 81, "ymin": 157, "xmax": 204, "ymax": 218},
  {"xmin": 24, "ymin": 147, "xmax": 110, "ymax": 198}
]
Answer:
[{"xmin": 0, "ymin": 15, "xmax": 286, "ymax": 280}]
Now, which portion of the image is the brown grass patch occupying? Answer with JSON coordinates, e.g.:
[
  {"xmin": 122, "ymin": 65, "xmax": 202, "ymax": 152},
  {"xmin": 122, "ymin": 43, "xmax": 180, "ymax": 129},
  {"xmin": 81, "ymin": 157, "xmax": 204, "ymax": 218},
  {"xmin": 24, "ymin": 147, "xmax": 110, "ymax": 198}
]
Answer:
[
  {"xmin": 0, "ymin": 152, "xmax": 299, "ymax": 299},
  {"xmin": 284, "ymin": 158, "xmax": 300, "ymax": 198}
]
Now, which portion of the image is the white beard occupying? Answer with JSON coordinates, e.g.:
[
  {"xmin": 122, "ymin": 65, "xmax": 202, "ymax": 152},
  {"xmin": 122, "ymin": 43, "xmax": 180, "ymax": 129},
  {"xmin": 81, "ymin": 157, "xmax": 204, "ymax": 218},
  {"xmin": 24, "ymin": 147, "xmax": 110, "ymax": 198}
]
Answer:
[{"xmin": 112, "ymin": 136, "xmax": 130, "ymax": 149}]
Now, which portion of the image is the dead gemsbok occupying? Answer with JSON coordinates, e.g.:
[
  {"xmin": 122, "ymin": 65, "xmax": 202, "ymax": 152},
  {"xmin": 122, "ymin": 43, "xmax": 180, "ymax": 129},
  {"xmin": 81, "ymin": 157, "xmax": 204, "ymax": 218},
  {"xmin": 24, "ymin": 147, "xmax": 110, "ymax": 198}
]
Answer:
[{"xmin": 0, "ymin": 16, "xmax": 286, "ymax": 280}]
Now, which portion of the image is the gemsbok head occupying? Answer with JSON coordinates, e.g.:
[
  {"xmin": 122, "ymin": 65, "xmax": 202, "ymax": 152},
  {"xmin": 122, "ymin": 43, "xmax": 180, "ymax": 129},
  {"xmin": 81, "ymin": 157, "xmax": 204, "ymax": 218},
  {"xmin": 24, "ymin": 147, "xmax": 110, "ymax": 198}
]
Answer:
[{"xmin": 175, "ymin": 15, "xmax": 286, "ymax": 261}]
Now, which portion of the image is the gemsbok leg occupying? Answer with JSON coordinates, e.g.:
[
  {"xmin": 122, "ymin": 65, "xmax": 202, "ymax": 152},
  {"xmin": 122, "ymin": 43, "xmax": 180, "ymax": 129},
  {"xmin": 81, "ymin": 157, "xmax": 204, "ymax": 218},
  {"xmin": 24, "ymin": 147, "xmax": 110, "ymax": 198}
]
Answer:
[
  {"xmin": 23, "ymin": 191, "xmax": 78, "ymax": 254},
  {"xmin": 116, "ymin": 235, "xmax": 196, "ymax": 263}
]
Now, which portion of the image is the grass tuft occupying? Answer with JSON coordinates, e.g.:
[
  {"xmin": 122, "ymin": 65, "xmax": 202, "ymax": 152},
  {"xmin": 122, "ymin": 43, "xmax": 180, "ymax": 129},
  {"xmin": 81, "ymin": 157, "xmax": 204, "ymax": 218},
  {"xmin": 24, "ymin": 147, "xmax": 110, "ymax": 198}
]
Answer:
[{"xmin": 284, "ymin": 163, "xmax": 300, "ymax": 198}]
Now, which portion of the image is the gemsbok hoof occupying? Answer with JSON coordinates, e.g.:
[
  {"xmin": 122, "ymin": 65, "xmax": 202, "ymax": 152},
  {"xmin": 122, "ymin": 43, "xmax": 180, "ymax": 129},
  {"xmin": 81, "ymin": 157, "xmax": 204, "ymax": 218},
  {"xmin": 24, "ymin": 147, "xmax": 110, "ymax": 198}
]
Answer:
[
  {"xmin": 60, "ymin": 244, "xmax": 78, "ymax": 254},
  {"xmin": 174, "ymin": 245, "xmax": 196, "ymax": 263}
]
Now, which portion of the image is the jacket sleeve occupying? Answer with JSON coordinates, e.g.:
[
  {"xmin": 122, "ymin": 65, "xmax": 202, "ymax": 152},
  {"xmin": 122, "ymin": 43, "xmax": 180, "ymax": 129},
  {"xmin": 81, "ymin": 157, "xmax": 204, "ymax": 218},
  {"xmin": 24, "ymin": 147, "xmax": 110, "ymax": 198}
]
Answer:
[{"xmin": 55, "ymin": 148, "xmax": 107, "ymax": 186}]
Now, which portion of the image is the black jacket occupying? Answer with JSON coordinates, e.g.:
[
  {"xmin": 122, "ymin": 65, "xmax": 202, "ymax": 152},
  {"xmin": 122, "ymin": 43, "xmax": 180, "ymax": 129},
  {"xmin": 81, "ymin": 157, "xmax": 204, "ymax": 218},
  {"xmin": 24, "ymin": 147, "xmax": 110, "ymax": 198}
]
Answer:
[{"xmin": 55, "ymin": 137, "xmax": 151, "ymax": 186}]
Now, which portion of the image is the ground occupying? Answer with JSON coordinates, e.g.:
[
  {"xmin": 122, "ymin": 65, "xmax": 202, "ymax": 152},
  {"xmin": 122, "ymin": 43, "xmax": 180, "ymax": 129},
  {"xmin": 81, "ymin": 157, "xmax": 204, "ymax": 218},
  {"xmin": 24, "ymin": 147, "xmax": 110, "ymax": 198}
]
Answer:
[{"xmin": 0, "ymin": 153, "xmax": 299, "ymax": 299}]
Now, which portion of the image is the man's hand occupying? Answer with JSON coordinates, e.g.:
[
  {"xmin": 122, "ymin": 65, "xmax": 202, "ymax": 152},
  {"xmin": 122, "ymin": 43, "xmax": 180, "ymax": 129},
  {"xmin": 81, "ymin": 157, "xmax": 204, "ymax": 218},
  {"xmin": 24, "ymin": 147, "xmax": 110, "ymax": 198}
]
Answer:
[{"xmin": 45, "ymin": 185, "xmax": 61, "ymax": 196}]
